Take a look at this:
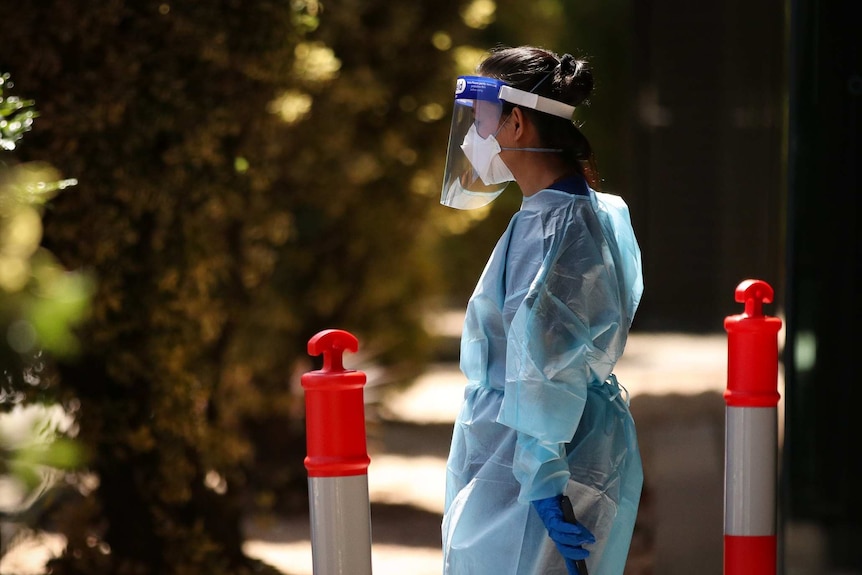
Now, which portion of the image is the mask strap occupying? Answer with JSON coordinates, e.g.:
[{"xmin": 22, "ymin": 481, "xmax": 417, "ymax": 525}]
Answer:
[{"xmin": 500, "ymin": 146, "xmax": 563, "ymax": 153}]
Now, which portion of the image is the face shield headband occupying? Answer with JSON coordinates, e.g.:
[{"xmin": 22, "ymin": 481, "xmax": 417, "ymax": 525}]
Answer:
[{"xmin": 440, "ymin": 76, "xmax": 577, "ymax": 210}]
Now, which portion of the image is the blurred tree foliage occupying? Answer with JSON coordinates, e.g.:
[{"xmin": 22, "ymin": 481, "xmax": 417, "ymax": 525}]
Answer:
[
  {"xmin": 1, "ymin": 74, "xmax": 90, "ymax": 398},
  {"xmin": 1, "ymin": 0, "xmax": 632, "ymax": 573},
  {"xmin": 1, "ymin": 74, "xmax": 88, "ymax": 554},
  {"xmin": 1, "ymin": 1, "xmax": 465, "ymax": 573}
]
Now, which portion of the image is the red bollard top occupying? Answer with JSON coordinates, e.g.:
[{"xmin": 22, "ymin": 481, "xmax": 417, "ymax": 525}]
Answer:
[
  {"xmin": 301, "ymin": 329, "xmax": 370, "ymax": 477},
  {"xmin": 724, "ymin": 280, "xmax": 782, "ymax": 407}
]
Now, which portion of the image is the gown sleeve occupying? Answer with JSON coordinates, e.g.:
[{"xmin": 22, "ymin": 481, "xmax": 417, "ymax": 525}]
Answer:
[{"xmin": 497, "ymin": 198, "xmax": 635, "ymax": 502}]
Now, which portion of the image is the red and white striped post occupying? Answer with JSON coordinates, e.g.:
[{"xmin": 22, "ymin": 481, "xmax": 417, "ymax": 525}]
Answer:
[
  {"xmin": 301, "ymin": 329, "xmax": 373, "ymax": 575},
  {"xmin": 723, "ymin": 279, "xmax": 782, "ymax": 575}
]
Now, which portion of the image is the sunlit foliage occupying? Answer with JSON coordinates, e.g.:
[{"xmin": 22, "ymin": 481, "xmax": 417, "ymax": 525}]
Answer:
[
  {"xmin": 0, "ymin": 76, "xmax": 87, "ymax": 558},
  {"xmin": 0, "ymin": 76, "xmax": 91, "ymax": 396}
]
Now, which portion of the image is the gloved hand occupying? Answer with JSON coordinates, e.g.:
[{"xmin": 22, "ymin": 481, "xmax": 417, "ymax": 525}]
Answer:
[{"xmin": 532, "ymin": 495, "xmax": 595, "ymax": 570}]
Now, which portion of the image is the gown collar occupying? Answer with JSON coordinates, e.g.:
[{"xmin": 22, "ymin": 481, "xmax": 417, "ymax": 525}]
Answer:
[{"xmin": 520, "ymin": 175, "xmax": 592, "ymax": 212}]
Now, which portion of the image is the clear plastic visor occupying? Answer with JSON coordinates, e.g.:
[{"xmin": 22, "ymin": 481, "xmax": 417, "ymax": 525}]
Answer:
[{"xmin": 440, "ymin": 77, "xmax": 509, "ymax": 210}]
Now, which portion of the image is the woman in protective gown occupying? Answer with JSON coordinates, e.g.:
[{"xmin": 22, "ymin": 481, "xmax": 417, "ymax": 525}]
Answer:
[{"xmin": 440, "ymin": 46, "xmax": 644, "ymax": 575}]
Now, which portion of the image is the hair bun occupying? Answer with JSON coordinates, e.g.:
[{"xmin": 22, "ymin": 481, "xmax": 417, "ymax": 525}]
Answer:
[
  {"xmin": 560, "ymin": 53, "xmax": 577, "ymax": 75},
  {"xmin": 556, "ymin": 53, "xmax": 592, "ymax": 107}
]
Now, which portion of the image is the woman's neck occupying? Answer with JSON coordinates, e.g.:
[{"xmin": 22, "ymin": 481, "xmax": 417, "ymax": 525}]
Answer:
[{"xmin": 515, "ymin": 162, "xmax": 580, "ymax": 197}]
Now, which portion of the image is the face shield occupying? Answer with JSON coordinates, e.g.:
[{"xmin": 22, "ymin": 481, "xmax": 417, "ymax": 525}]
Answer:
[
  {"xmin": 440, "ymin": 75, "xmax": 578, "ymax": 210},
  {"xmin": 440, "ymin": 76, "xmax": 510, "ymax": 210}
]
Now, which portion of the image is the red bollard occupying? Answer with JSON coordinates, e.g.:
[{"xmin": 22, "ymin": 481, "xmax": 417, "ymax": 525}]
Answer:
[
  {"xmin": 301, "ymin": 329, "xmax": 372, "ymax": 575},
  {"xmin": 723, "ymin": 280, "xmax": 782, "ymax": 575}
]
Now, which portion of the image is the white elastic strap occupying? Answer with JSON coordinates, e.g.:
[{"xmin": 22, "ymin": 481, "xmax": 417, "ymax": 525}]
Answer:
[{"xmin": 498, "ymin": 85, "xmax": 576, "ymax": 120}]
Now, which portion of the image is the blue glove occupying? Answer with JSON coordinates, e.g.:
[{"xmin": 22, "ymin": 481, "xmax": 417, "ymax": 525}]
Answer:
[{"xmin": 532, "ymin": 495, "xmax": 595, "ymax": 569}]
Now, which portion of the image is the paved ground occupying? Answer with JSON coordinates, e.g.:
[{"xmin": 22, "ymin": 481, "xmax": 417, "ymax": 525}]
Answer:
[{"xmin": 242, "ymin": 328, "xmax": 784, "ymax": 575}]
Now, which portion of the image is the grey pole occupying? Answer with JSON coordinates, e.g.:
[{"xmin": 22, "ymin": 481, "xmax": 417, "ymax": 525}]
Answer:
[{"xmin": 308, "ymin": 475, "xmax": 373, "ymax": 575}]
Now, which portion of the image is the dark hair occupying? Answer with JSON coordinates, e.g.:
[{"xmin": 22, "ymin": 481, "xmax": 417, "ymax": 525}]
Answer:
[{"xmin": 477, "ymin": 46, "xmax": 599, "ymax": 186}]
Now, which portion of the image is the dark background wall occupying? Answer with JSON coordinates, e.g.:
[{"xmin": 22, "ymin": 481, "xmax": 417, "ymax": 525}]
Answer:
[
  {"xmin": 628, "ymin": 0, "xmax": 784, "ymax": 332},
  {"xmin": 624, "ymin": 0, "xmax": 860, "ymax": 572},
  {"xmin": 783, "ymin": 0, "xmax": 861, "ymax": 572}
]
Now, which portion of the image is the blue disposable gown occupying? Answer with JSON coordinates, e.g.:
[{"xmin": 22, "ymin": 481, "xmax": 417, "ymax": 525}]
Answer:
[{"xmin": 442, "ymin": 180, "xmax": 644, "ymax": 575}]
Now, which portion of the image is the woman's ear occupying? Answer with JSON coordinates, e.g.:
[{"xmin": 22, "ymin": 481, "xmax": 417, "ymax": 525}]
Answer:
[
  {"xmin": 508, "ymin": 107, "xmax": 539, "ymax": 147},
  {"xmin": 510, "ymin": 107, "xmax": 525, "ymax": 139}
]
